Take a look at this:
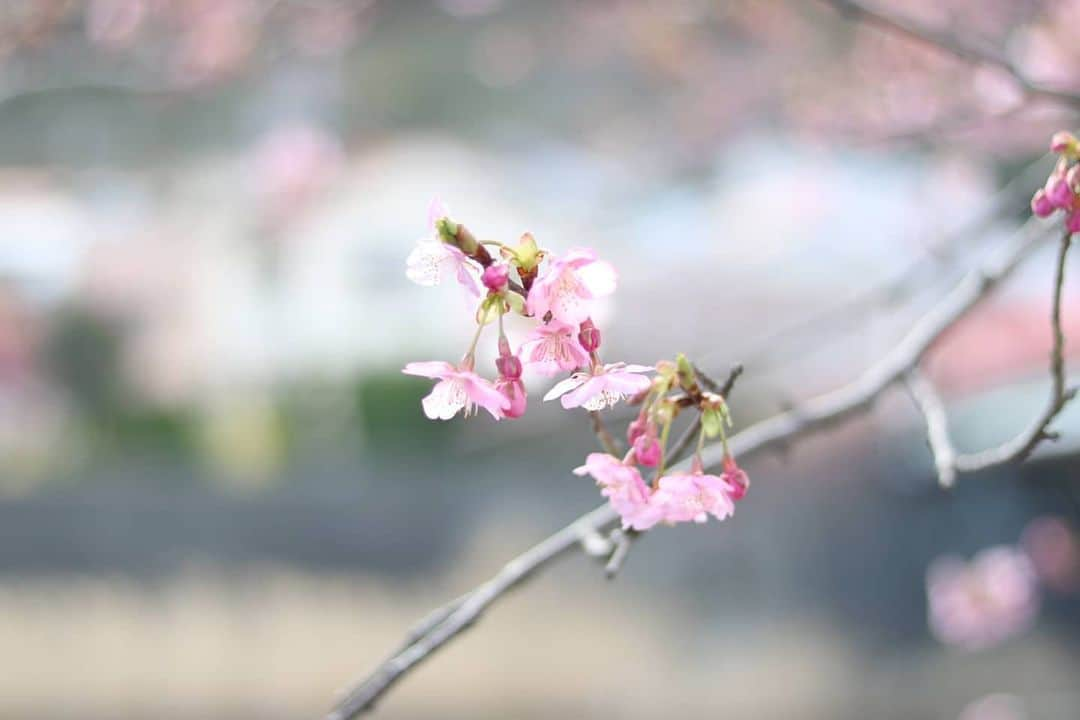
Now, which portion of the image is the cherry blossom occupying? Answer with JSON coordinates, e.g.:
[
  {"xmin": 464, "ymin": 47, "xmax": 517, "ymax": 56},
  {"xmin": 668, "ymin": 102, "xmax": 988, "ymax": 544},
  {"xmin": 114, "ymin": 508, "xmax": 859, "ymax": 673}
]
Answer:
[
  {"xmin": 526, "ymin": 247, "xmax": 616, "ymax": 324},
  {"xmin": 405, "ymin": 199, "xmax": 483, "ymax": 295},
  {"xmin": 653, "ymin": 466, "xmax": 736, "ymax": 524},
  {"xmin": 519, "ymin": 321, "xmax": 590, "ymax": 376},
  {"xmin": 402, "ymin": 361, "xmax": 509, "ymax": 420},
  {"xmin": 1031, "ymin": 130, "xmax": 1080, "ymax": 233},
  {"xmin": 543, "ymin": 362, "xmax": 653, "ymax": 411},
  {"xmin": 573, "ymin": 453, "xmax": 663, "ymax": 531}
]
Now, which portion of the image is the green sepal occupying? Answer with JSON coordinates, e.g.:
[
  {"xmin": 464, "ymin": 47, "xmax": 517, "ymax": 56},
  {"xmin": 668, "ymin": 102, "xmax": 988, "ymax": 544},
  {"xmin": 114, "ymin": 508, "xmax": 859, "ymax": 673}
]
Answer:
[
  {"xmin": 435, "ymin": 217, "xmax": 458, "ymax": 244},
  {"xmin": 475, "ymin": 296, "xmax": 500, "ymax": 325},
  {"xmin": 504, "ymin": 292, "xmax": 526, "ymax": 315},
  {"xmin": 675, "ymin": 353, "xmax": 696, "ymax": 391},
  {"xmin": 701, "ymin": 407, "xmax": 723, "ymax": 439}
]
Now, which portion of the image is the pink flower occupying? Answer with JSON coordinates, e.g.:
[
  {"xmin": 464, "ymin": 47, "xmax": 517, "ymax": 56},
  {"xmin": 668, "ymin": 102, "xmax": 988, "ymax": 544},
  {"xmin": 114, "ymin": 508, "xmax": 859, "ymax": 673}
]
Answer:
[
  {"xmin": 720, "ymin": 455, "xmax": 750, "ymax": 501},
  {"xmin": 1046, "ymin": 175, "xmax": 1074, "ymax": 209},
  {"xmin": 405, "ymin": 199, "xmax": 482, "ymax": 296},
  {"xmin": 543, "ymin": 362, "xmax": 653, "ymax": 411},
  {"xmin": 633, "ymin": 434, "xmax": 661, "ymax": 467},
  {"xmin": 578, "ymin": 318, "xmax": 601, "ymax": 352},
  {"xmin": 573, "ymin": 453, "xmax": 663, "ymax": 530},
  {"xmin": 481, "ymin": 263, "xmax": 510, "ymax": 292},
  {"xmin": 927, "ymin": 546, "xmax": 1039, "ymax": 651},
  {"xmin": 405, "ymin": 242, "xmax": 482, "ymax": 296},
  {"xmin": 1031, "ymin": 189, "xmax": 1055, "ymax": 218},
  {"xmin": 653, "ymin": 468, "xmax": 736, "ymax": 524},
  {"xmin": 495, "ymin": 377, "xmax": 527, "ymax": 418},
  {"xmin": 526, "ymin": 247, "xmax": 616, "ymax": 324},
  {"xmin": 402, "ymin": 361, "xmax": 509, "ymax": 420},
  {"xmin": 519, "ymin": 321, "xmax": 590, "ymax": 376},
  {"xmin": 494, "ymin": 342, "xmax": 527, "ymax": 418}
]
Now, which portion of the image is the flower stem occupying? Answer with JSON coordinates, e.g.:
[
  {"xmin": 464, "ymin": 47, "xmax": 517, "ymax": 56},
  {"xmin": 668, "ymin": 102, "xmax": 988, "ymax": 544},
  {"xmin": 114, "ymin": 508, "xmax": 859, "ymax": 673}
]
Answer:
[
  {"xmin": 461, "ymin": 317, "xmax": 487, "ymax": 369},
  {"xmin": 655, "ymin": 414, "xmax": 673, "ymax": 481}
]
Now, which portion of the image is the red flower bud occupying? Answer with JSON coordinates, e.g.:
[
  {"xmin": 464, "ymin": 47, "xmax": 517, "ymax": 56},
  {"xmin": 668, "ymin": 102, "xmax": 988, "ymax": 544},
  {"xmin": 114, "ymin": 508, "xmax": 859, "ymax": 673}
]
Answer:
[
  {"xmin": 578, "ymin": 318, "xmax": 601, "ymax": 352},
  {"xmin": 1032, "ymin": 189, "xmax": 1055, "ymax": 218},
  {"xmin": 482, "ymin": 263, "xmax": 510, "ymax": 292},
  {"xmin": 633, "ymin": 434, "xmax": 661, "ymax": 467}
]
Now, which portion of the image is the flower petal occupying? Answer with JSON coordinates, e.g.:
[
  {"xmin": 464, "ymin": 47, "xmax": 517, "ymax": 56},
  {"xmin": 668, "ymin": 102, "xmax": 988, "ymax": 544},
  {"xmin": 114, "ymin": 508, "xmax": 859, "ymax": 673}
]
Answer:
[
  {"xmin": 421, "ymin": 378, "xmax": 467, "ymax": 420},
  {"xmin": 560, "ymin": 376, "xmax": 604, "ymax": 409},
  {"xmin": 576, "ymin": 259, "xmax": 616, "ymax": 297},
  {"xmin": 427, "ymin": 197, "xmax": 450, "ymax": 230},
  {"xmin": 463, "ymin": 375, "xmax": 511, "ymax": 420},
  {"xmin": 402, "ymin": 361, "xmax": 455, "ymax": 379},
  {"xmin": 543, "ymin": 375, "xmax": 587, "ymax": 402},
  {"xmin": 603, "ymin": 371, "xmax": 653, "ymax": 396},
  {"xmin": 405, "ymin": 241, "xmax": 451, "ymax": 286},
  {"xmin": 455, "ymin": 262, "xmax": 482, "ymax": 297}
]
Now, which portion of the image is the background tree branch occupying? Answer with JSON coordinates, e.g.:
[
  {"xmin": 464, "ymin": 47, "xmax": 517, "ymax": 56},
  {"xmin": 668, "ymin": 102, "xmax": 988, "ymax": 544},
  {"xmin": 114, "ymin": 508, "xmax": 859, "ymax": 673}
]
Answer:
[
  {"xmin": 818, "ymin": 0, "xmax": 1080, "ymax": 109},
  {"xmin": 906, "ymin": 231, "xmax": 1076, "ymax": 485}
]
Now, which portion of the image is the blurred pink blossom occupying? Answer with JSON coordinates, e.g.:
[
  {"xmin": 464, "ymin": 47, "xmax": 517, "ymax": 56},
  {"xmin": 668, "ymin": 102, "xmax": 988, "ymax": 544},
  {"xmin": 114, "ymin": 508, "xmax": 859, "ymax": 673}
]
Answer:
[
  {"xmin": 252, "ymin": 125, "xmax": 345, "ymax": 225},
  {"xmin": 926, "ymin": 546, "xmax": 1039, "ymax": 651},
  {"xmin": 86, "ymin": 0, "xmax": 146, "ymax": 50},
  {"xmin": 1022, "ymin": 516, "xmax": 1080, "ymax": 593}
]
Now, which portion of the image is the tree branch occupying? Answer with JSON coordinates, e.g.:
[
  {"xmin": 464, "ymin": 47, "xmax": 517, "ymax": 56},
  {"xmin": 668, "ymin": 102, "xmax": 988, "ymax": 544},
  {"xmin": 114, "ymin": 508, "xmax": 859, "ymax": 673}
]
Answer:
[
  {"xmin": 325, "ymin": 219, "xmax": 1058, "ymax": 719},
  {"xmin": 904, "ymin": 368, "xmax": 958, "ymax": 487},
  {"xmin": 588, "ymin": 410, "xmax": 621, "ymax": 456},
  {"xmin": 904, "ymin": 231, "xmax": 1076, "ymax": 483},
  {"xmin": 668, "ymin": 364, "xmax": 744, "ymax": 465},
  {"xmin": 818, "ymin": 0, "xmax": 1080, "ymax": 109}
]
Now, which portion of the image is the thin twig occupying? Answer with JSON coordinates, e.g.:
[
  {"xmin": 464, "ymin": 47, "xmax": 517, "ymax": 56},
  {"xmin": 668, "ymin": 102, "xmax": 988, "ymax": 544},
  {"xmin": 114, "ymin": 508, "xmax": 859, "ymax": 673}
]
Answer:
[
  {"xmin": 668, "ymin": 364, "xmax": 744, "ymax": 465},
  {"xmin": 818, "ymin": 0, "xmax": 1080, "ymax": 109},
  {"xmin": 905, "ymin": 231, "xmax": 1075, "ymax": 483},
  {"xmin": 604, "ymin": 528, "xmax": 637, "ymax": 578},
  {"xmin": 953, "ymin": 231, "xmax": 1076, "ymax": 469},
  {"xmin": 904, "ymin": 369, "xmax": 958, "ymax": 487},
  {"xmin": 325, "ymin": 219, "xmax": 1056, "ymax": 720},
  {"xmin": 589, "ymin": 410, "xmax": 621, "ymax": 456}
]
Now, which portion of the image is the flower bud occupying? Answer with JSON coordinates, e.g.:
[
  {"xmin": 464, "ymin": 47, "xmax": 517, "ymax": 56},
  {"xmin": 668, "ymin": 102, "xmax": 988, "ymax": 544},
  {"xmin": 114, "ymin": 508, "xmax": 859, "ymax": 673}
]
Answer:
[
  {"xmin": 1047, "ymin": 176, "xmax": 1073, "ymax": 209},
  {"xmin": 1051, "ymin": 131, "xmax": 1077, "ymax": 155},
  {"xmin": 722, "ymin": 455, "xmax": 749, "ymax": 501},
  {"xmin": 1068, "ymin": 165, "xmax": 1080, "ymax": 192},
  {"xmin": 633, "ymin": 434, "xmax": 661, "ymax": 467},
  {"xmin": 496, "ymin": 352, "xmax": 523, "ymax": 380},
  {"xmin": 1032, "ymin": 189, "xmax": 1055, "ymax": 218},
  {"xmin": 482, "ymin": 263, "xmax": 510, "ymax": 292},
  {"xmin": 496, "ymin": 377, "xmax": 527, "ymax": 418},
  {"xmin": 578, "ymin": 318, "xmax": 601, "ymax": 352},
  {"xmin": 626, "ymin": 415, "xmax": 648, "ymax": 445}
]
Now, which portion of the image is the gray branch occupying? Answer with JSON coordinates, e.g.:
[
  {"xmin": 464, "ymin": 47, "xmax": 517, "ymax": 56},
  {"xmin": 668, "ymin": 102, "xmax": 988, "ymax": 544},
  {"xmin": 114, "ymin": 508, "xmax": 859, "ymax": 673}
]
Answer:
[{"xmin": 906, "ymin": 231, "xmax": 1076, "ymax": 484}]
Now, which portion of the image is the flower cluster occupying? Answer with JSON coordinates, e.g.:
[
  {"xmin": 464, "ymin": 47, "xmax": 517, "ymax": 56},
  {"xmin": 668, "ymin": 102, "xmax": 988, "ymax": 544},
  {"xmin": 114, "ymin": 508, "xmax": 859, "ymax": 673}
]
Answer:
[
  {"xmin": 573, "ymin": 356, "xmax": 749, "ymax": 530},
  {"xmin": 1031, "ymin": 131, "xmax": 1080, "ymax": 233},
  {"xmin": 403, "ymin": 200, "xmax": 748, "ymax": 530}
]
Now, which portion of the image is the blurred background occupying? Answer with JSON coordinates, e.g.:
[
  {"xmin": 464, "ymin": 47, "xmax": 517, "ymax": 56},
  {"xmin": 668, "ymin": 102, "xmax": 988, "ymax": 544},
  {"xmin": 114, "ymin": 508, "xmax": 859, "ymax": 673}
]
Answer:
[{"xmin": 0, "ymin": 1, "xmax": 1079, "ymax": 718}]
